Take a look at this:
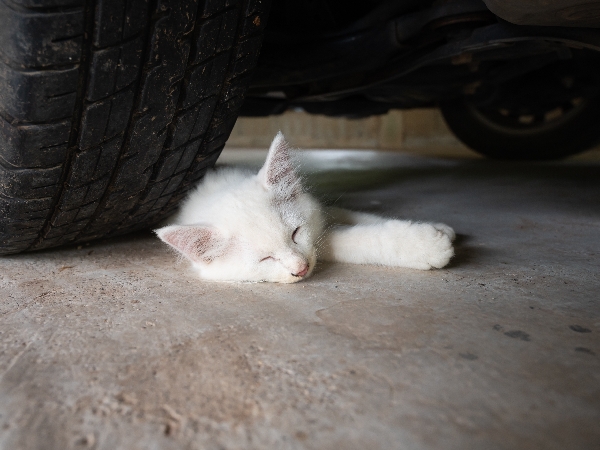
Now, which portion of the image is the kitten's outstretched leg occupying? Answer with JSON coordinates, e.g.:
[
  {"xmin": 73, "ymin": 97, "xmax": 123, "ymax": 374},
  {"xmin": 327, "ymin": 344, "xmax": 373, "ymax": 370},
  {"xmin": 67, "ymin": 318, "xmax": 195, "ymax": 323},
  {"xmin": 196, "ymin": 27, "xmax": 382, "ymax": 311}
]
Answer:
[
  {"xmin": 326, "ymin": 206, "xmax": 456, "ymax": 241},
  {"xmin": 321, "ymin": 207, "xmax": 454, "ymax": 270}
]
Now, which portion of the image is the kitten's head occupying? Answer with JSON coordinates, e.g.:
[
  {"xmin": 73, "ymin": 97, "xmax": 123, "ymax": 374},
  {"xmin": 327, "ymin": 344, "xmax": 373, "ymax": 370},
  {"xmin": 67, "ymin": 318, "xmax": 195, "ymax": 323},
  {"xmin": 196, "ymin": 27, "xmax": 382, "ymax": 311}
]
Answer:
[{"xmin": 156, "ymin": 132, "xmax": 324, "ymax": 283}]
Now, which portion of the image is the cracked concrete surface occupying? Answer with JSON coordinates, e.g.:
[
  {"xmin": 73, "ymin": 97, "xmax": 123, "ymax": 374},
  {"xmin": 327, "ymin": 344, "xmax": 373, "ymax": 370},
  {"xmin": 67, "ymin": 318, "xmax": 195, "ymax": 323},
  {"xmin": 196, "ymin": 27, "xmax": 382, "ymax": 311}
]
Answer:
[{"xmin": 1, "ymin": 148, "xmax": 599, "ymax": 450}]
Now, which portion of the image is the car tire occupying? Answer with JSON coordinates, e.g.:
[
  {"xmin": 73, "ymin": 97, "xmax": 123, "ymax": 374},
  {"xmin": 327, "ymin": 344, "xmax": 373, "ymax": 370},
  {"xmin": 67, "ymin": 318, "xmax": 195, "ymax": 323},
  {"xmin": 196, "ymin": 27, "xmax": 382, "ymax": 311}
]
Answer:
[
  {"xmin": 440, "ymin": 93, "xmax": 600, "ymax": 161},
  {"xmin": 0, "ymin": 0, "xmax": 269, "ymax": 255}
]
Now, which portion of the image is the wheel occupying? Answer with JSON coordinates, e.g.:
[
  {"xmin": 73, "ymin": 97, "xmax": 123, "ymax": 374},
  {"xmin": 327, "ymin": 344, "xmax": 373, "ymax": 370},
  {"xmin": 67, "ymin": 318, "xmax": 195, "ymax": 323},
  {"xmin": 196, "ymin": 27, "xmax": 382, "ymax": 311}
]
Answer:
[
  {"xmin": 0, "ymin": 0, "xmax": 270, "ymax": 255},
  {"xmin": 440, "ymin": 66, "xmax": 600, "ymax": 161}
]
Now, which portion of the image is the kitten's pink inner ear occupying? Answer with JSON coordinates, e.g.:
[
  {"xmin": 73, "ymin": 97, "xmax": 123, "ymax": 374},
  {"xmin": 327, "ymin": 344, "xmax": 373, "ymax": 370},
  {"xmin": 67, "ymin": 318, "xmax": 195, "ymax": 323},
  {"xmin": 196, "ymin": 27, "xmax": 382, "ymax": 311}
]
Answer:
[
  {"xmin": 259, "ymin": 132, "xmax": 300, "ymax": 193},
  {"xmin": 156, "ymin": 225, "xmax": 223, "ymax": 263}
]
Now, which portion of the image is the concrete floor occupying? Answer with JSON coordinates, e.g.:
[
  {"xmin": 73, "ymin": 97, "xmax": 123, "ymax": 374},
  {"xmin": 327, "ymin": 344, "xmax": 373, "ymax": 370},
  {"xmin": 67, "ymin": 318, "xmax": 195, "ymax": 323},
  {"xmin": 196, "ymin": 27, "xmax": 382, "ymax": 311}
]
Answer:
[{"xmin": 1, "ymin": 148, "xmax": 599, "ymax": 450}]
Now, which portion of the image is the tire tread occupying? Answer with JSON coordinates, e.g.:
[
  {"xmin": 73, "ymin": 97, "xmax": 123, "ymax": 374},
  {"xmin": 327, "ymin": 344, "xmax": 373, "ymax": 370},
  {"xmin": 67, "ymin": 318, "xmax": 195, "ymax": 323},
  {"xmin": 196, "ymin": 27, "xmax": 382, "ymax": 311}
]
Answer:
[{"xmin": 0, "ymin": 0, "xmax": 269, "ymax": 254}]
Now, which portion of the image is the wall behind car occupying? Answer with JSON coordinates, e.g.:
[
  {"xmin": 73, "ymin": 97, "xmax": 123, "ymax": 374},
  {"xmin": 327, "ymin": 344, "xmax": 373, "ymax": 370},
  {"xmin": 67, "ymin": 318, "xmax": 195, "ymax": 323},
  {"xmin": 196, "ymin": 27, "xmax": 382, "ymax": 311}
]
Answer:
[{"xmin": 228, "ymin": 108, "xmax": 474, "ymax": 157}]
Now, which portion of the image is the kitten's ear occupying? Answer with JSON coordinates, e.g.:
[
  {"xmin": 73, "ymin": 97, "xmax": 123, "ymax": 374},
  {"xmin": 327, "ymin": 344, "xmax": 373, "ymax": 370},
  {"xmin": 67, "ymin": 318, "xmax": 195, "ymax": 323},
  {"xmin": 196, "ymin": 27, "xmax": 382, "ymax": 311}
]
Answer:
[
  {"xmin": 155, "ymin": 225, "xmax": 228, "ymax": 263},
  {"xmin": 258, "ymin": 132, "xmax": 302, "ymax": 196}
]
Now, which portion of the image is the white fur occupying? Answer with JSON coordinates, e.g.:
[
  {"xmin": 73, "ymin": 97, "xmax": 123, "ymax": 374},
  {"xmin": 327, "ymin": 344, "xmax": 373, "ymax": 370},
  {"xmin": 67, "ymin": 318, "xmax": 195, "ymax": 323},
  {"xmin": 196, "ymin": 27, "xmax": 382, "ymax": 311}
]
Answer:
[{"xmin": 156, "ymin": 132, "xmax": 455, "ymax": 283}]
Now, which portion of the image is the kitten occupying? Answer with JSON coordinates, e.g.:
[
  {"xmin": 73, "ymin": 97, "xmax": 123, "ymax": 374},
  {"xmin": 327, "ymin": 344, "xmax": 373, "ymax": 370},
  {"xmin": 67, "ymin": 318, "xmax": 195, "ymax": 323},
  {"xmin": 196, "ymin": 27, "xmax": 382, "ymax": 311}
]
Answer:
[{"xmin": 155, "ymin": 132, "xmax": 455, "ymax": 283}]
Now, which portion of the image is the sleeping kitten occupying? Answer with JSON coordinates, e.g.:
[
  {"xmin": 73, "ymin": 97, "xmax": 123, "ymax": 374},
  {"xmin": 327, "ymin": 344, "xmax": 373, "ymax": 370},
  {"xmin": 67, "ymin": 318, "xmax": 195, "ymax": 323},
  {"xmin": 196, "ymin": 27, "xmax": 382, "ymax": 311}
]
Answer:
[{"xmin": 156, "ymin": 132, "xmax": 455, "ymax": 283}]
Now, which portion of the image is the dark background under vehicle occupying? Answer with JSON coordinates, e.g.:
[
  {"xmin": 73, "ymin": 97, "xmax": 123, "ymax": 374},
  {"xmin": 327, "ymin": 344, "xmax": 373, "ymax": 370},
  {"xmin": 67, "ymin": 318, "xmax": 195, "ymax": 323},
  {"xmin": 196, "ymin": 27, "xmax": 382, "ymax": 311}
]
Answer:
[{"xmin": 241, "ymin": 0, "xmax": 600, "ymax": 160}]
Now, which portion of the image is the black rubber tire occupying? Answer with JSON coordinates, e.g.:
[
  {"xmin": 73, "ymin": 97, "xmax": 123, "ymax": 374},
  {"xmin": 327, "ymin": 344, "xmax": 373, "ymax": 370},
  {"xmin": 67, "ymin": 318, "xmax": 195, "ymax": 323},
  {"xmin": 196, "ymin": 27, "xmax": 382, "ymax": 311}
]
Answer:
[
  {"xmin": 0, "ymin": 0, "xmax": 269, "ymax": 255},
  {"xmin": 440, "ymin": 94, "xmax": 600, "ymax": 161}
]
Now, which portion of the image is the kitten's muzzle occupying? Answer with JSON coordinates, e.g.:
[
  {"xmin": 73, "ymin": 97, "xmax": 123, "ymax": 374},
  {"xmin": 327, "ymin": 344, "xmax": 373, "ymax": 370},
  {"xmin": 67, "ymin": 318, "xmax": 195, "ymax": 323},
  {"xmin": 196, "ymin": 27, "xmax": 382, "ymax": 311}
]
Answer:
[{"xmin": 292, "ymin": 264, "xmax": 309, "ymax": 278}]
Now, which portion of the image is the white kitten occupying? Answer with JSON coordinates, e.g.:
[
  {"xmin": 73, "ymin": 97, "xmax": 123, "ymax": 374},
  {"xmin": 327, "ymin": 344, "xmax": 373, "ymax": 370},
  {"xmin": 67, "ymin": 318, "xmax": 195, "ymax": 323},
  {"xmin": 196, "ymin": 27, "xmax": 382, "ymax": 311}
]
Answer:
[{"xmin": 156, "ymin": 132, "xmax": 455, "ymax": 283}]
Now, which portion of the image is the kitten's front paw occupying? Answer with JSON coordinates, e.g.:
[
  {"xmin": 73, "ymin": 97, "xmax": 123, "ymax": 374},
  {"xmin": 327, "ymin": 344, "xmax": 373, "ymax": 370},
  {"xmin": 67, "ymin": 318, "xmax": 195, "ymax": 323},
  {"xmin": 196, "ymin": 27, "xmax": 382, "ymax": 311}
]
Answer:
[
  {"xmin": 432, "ymin": 222, "xmax": 456, "ymax": 242},
  {"xmin": 406, "ymin": 223, "xmax": 454, "ymax": 270}
]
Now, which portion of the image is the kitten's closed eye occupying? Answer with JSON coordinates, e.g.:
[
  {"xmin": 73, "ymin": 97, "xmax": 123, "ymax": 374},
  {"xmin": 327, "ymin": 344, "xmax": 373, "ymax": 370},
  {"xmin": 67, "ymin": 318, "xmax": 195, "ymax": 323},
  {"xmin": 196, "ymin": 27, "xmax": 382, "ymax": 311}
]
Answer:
[
  {"xmin": 292, "ymin": 226, "xmax": 300, "ymax": 244},
  {"xmin": 260, "ymin": 256, "xmax": 274, "ymax": 262}
]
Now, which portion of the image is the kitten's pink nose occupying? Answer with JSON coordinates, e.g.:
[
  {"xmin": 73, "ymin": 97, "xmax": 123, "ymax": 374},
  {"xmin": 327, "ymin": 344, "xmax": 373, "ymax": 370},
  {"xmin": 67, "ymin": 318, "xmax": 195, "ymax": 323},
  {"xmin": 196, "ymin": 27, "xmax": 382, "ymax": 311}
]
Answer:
[{"xmin": 293, "ymin": 264, "xmax": 309, "ymax": 278}]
